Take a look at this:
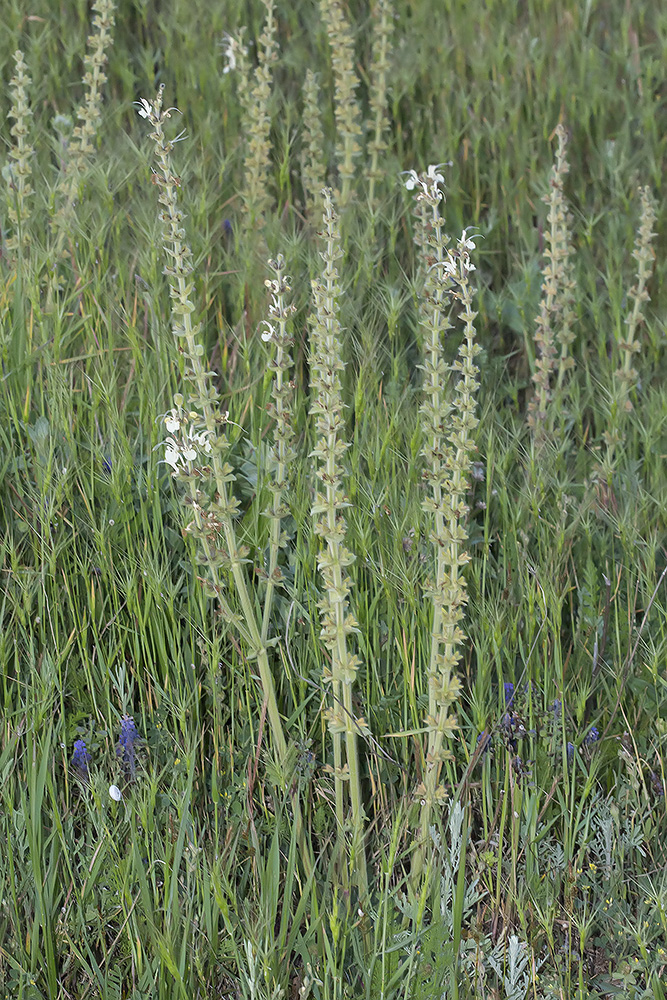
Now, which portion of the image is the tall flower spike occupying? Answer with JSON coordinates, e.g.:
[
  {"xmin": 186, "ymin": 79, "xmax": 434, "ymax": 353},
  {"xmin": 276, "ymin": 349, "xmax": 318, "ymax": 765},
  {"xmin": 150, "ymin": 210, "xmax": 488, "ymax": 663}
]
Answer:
[
  {"xmin": 617, "ymin": 185, "xmax": 657, "ymax": 407},
  {"xmin": 310, "ymin": 188, "xmax": 368, "ymax": 898},
  {"xmin": 301, "ymin": 70, "xmax": 327, "ymax": 219},
  {"xmin": 527, "ymin": 124, "xmax": 575, "ymax": 438},
  {"xmin": 600, "ymin": 184, "xmax": 657, "ymax": 471},
  {"xmin": 407, "ymin": 168, "xmax": 481, "ymax": 883},
  {"xmin": 240, "ymin": 0, "xmax": 278, "ymax": 228},
  {"xmin": 47, "ymin": 0, "xmax": 116, "ymax": 304},
  {"xmin": 5, "ymin": 50, "xmax": 35, "ymax": 264},
  {"xmin": 319, "ymin": 0, "xmax": 363, "ymax": 207},
  {"xmin": 261, "ymin": 255, "xmax": 297, "ymax": 641},
  {"xmin": 366, "ymin": 0, "xmax": 394, "ymax": 210},
  {"xmin": 136, "ymin": 87, "xmax": 313, "ymax": 878}
]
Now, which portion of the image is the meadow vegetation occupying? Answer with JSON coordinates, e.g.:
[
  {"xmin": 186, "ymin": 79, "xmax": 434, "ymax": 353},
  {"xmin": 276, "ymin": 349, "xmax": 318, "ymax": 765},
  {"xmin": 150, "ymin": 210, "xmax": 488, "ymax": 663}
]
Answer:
[{"xmin": 1, "ymin": 0, "xmax": 666, "ymax": 997}]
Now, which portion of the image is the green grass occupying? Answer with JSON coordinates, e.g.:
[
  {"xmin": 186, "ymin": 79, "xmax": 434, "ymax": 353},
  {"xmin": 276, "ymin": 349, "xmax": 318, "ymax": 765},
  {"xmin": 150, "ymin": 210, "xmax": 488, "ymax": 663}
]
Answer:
[{"xmin": 1, "ymin": 0, "xmax": 667, "ymax": 997}]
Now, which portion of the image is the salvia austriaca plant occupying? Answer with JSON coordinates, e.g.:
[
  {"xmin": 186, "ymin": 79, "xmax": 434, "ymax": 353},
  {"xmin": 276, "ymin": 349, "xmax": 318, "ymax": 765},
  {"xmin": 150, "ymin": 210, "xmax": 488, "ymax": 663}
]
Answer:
[
  {"xmin": 613, "ymin": 185, "xmax": 657, "ymax": 411},
  {"xmin": 366, "ymin": 0, "xmax": 394, "ymax": 211},
  {"xmin": 403, "ymin": 165, "xmax": 481, "ymax": 881},
  {"xmin": 4, "ymin": 50, "xmax": 35, "ymax": 267},
  {"xmin": 47, "ymin": 0, "xmax": 116, "ymax": 303},
  {"xmin": 259, "ymin": 255, "xmax": 297, "ymax": 643},
  {"xmin": 301, "ymin": 69, "xmax": 327, "ymax": 219},
  {"xmin": 527, "ymin": 123, "xmax": 575, "ymax": 438},
  {"xmin": 232, "ymin": 0, "xmax": 278, "ymax": 230},
  {"xmin": 319, "ymin": 0, "xmax": 363, "ymax": 207},
  {"xmin": 135, "ymin": 86, "xmax": 312, "ymax": 876},
  {"xmin": 600, "ymin": 185, "xmax": 656, "ymax": 476},
  {"xmin": 309, "ymin": 188, "xmax": 369, "ymax": 897},
  {"xmin": 3, "ymin": 48, "xmax": 35, "ymax": 368}
]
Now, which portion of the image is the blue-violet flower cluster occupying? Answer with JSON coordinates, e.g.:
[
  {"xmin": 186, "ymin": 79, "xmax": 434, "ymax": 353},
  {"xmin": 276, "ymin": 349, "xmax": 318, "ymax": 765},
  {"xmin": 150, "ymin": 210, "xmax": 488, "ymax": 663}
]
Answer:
[
  {"xmin": 71, "ymin": 738, "xmax": 91, "ymax": 776},
  {"xmin": 116, "ymin": 715, "xmax": 140, "ymax": 778}
]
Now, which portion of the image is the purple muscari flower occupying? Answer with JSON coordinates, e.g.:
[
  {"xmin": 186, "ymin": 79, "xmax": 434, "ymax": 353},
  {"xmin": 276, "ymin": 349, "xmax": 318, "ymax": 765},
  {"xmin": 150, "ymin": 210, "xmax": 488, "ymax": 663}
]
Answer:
[
  {"xmin": 102, "ymin": 456, "xmax": 112, "ymax": 474},
  {"xmin": 584, "ymin": 726, "xmax": 600, "ymax": 746},
  {"xmin": 504, "ymin": 682, "xmax": 515, "ymax": 706},
  {"xmin": 549, "ymin": 699, "xmax": 562, "ymax": 718},
  {"xmin": 71, "ymin": 738, "xmax": 91, "ymax": 776},
  {"xmin": 116, "ymin": 715, "xmax": 140, "ymax": 778},
  {"xmin": 567, "ymin": 742, "xmax": 576, "ymax": 763}
]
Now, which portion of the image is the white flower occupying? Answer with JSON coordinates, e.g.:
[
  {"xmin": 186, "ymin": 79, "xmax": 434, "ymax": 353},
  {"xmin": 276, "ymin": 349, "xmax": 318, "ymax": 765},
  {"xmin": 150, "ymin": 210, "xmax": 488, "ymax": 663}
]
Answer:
[
  {"xmin": 260, "ymin": 321, "xmax": 275, "ymax": 342},
  {"xmin": 401, "ymin": 169, "xmax": 421, "ymax": 191},
  {"xmin": 134, "ymin": 98, "xmax": 153, "ymax": 120},
  {"xmin": 109, "ymin": 785, "xmax": 122, "ymax": 801},
  {"xmin": 192, "ymin": 431, "xmax": 212, "ymax": 455},
  {"xmin": 164, "ymin": 409, "xmax": 181, "ymax": 434},
  {"xmin": 429, "ymin": 256, "xmax": 456, "ymax": 276},
  {"xmin": 221, "ymin": 34, "xmax": 237, "ymax": 73},
  {"xmin": 459, "ymin": 228, "xmax": 478, "ymax": 251},
  {"xmin": 162, "ymin": 426, "xmax": 212, "ymax": 472},
  {"xmin": 164, "ymin": 440, "xmax": 182, "ymax": 470},
  {"xmin": 425, "ymin": 163, "xmax": 446, "ymax": 186}
]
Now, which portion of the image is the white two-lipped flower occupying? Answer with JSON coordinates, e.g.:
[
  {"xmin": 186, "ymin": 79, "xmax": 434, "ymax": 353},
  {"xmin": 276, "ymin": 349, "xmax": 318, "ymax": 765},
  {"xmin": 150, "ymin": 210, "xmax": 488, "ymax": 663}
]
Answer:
[
  {"xmin": 221, "ymin": 34, "xmax": 237, "ymax": 74},
  {"xmin": 428, "ymin": 255, "xmax": 456, "ymax": 277},
  {"xmin": 424, "ymin": 163, "xmax": 447, "ymax": 185},
  {"xmin": 401, "ymin": 169, "xmax": 421, "ymax": 192},
  {"xmin": 260, "ymin": 321, "xmax": 275, "ymax": 342},
  {"xmin": 459, "ymin": 229, "xmax": 479, "ymax": 251},
  {"xmin": 165, "ymin": 410, "xmax": 181, "ymax": 434},
  {"xmin": 456, "ymin": 228, "xmax": 481, "ymax": 272},
  {"xmin": 134, "ymin": 94, "xmax": 182, "ymax": 125},
  {"xmin": 401, "ymin": 163, "xmax": 450, "ymax": 194},
  {"xmin": 160, "ymin": 410, "xmax": 213, "ymax": 473},
  {"xmin": 164, "ymin": 431, "xmax": 212, "ymax": 471},
  {"xmin": 134, "ymin": 98, "xmax": 153, "ymax": 120}
]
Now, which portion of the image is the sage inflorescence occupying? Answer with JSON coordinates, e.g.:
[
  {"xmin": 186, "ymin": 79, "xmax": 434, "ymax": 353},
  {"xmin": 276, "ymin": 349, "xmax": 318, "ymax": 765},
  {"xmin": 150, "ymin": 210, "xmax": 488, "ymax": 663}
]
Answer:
[
  {"xmin": 319, "ymin": 0, "xmax": 363, "ymax": 207},
  {"xmin": 47, "ymin": 0, "xmax": 116, "ymax": 302},
  {"xmin": 228, "ymin": 0, "xmax": 278, "ymax": 230},
  {"xmin": 135, "ymin": 87, "xmax": 313, "ymax": 876},
  {"xmin": 260, "ymin": 255, "xmax": 297, "ymax": 643},
  {"xmin": 71, "ymin": 739, "xmax": 92, "ymax": 778},
  {"xmin": 366, "ymin": 0, "xmax": 394, "ymax": 210},
  {"xmin": 309, "ymin": 188, "xmax": 369, "ymax": 896},
  {"xmin": 597, "ymin": 184, "xmax": 658, "ymax": 483},
  {"xmin": 404, "ymin": 166, "xmax": 481, "ymax": 879},
  {"xmin": 615, "ymin": 185, "xmax": 657, "ymax": 410},
  {"xmin": 527, "ymin": 123, "xmax": 575, "ymax": 438},
  {"xmin": 116, "ymin": 715, "xmax": 140, "ymax": 779},
  {"xmin": 4, "ymin": 50, "xmax": 35, "ymax": 266},
  {"xmin": 301, "ymin": 70, "xmax": 327, "ymax": 220}
]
